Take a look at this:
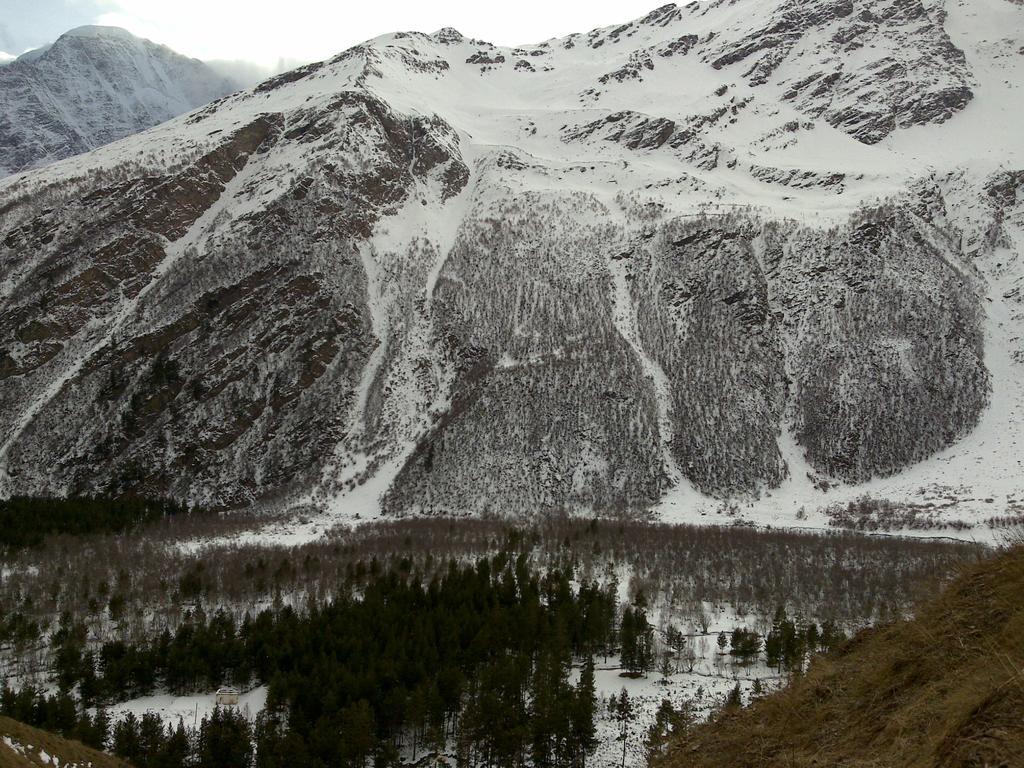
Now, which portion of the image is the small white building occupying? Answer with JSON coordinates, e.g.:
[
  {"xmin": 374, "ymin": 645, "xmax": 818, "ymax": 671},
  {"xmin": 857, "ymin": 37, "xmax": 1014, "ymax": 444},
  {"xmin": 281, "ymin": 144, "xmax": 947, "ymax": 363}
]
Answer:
[{"xmin": 215, "ymin": 686, "xmax": 240, "ymax": 706}]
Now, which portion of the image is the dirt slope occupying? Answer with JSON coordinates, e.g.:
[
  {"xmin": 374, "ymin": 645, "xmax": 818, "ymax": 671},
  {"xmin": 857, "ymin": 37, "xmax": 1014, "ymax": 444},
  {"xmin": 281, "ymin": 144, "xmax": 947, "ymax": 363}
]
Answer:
[
  {"xmin": 662, "ymin": 543, "xmax": 1024, "ymax": 767},
  {"xmin": 0, "ymin": 716, "xmax": 132, "ymax": 768}
]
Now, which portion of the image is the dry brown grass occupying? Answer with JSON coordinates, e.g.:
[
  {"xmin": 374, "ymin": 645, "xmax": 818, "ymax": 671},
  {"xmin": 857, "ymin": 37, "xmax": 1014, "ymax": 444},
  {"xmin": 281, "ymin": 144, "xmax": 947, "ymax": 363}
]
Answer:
[
  {"xmin": 661, "ymin": 544, "xmax": 1024, "ymax": 768},
  {"xmin": 0, "ymin": 716, "xmax": 132, "ymax": 768}
]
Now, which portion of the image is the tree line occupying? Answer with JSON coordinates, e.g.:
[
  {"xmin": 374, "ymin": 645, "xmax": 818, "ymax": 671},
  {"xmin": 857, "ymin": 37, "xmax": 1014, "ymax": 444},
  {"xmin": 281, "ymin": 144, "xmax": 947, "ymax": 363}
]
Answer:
[
  {"xmin": 0, "ymin": 495, "xmax": 189, "ymax": 549},
  {"xmin": 25, "ymin": 552, "xmax": 620, "ymax": 768},
  {"xmin": 706, "ymin": 605, "xmax": 845, "ymax": 673},
  {"xmin": 0, "ymin": 514, "xmax": 977, "ymax": 668}
]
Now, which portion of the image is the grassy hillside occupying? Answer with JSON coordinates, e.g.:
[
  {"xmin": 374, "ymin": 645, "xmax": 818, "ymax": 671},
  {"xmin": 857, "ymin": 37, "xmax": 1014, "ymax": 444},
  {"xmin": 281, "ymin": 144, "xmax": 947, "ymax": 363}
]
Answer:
[
  {"xmin": 0, "ymin": 716, "xmax": 131, "ymax": 768},
  {"xmin": 662, "ymin": 542, "xmax": 1024, "ymax": 767}
]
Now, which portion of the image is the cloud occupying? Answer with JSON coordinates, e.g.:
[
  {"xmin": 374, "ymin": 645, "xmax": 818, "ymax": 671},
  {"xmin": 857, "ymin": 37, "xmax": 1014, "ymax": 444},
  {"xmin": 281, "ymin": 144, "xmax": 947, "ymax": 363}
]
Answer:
[
  {"xmin": 205, "ymin": 58, "xmax": 276, "ymax": 88},
  {"xmin": 0, "ymin": 51, "xmax": 14, "ymax": 64},
  {"xmin": 3, "ymin": 0, "xmax": 107, "ymax": 53},
  {"xmin": 84, "ymin": 0, "xmax": 646, "ymax": 68},
  {"xmin": 4, "ymin": 0, "xmax": 662, "ymax": 71}
]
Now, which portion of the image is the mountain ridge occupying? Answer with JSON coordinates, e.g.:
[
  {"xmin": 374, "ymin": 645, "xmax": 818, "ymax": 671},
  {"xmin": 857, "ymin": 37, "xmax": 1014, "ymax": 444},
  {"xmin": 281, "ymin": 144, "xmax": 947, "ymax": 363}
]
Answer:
[{"xmin": 0, "ymin": 0, "xmax": 1021, "ymax": 536}]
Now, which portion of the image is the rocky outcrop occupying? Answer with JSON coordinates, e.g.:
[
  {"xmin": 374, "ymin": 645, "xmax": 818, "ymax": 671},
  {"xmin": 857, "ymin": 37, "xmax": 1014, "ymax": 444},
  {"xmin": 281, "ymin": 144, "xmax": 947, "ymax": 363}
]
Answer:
[
  {"xmin": 706, "ymin": 0, "xmax": 973, "ymax": 143},
  {"xmin": 0, "ymin": 92, "xmax": 469, "ymax": 507}
]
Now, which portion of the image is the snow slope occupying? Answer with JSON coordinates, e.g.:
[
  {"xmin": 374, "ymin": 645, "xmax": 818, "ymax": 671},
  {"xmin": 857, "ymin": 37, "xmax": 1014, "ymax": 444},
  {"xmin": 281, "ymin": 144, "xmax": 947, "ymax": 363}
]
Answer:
[{"xmin": 0, "ymin": 0, "xmax": 1022, "ymax": 540}]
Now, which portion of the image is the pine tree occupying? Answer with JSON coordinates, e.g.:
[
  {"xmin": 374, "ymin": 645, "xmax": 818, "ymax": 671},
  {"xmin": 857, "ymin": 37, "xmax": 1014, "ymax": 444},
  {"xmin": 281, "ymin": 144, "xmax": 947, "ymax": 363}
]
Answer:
[
  {"xmin": 93, "ymin": 709, "xmax": 112, "ymax": 750},
  {"xmin": 728, "ymin": 628, "xmax": 761, "ymax": 665},
  {"xmin": 644, "ymin": 699, "xmax": 677, "ymax": 764},
  {"xmin": 374, "ymin": 739, "xmax": 400, "ymax": 768},
  {"xmin": 78, "ymin": 651, "xmax": 101, "ymax": 707},
  {"xmin": 725, "ymin": 683, "xmax": 743, "ymax": 709},
  {"xmin": 138, "ymin": 712, "xmax": 167, "ymax": 768},
  {"xmin": 764, "ymin": 624, "xmax": 783, "ymax": 670},
  {"xmin": 340, "ymin": 701, "xmax": 377, "ymax": 768},
  {"xmin": 820, "ymin": 620, "xmax": 845, "ymax": 653},
  {"xmin": 620, "ymin": 607, "xmax": 654, "ymax": 677},
  {"xmin": 195, "ymin": 707, "xmax": 253, "ymax": 768},
  {"xmin": 665, "ymin": 625, "xmax": 688, "ymax": 668},
  {"xmin": 407, "ymin": 685, "xmax": 428, "ymax": 761},
  {"xmin": 610, "ymin": 689, "xmax": 634, "ymax": 768},
  {"xmin": 155, "ymin": 721, "xmax": 191, "ymax": 768},
  {"xmin": 619, "ymin": 609, "xmax": 637, "ymax": 674},
  {"xmin": 658, "ymin": 650, "xmax": 674, "ymax": 681},
  {"xmin": 805, "ymin": 621, "xmax": 820, "ymax": 652},
  {"xmin": 113, "ymin": 713, "xmax": 142, "ymax": 765},
  {"xmin": 72, "ymin": 709, "xmax": 109, "ymax": 751},
  {"xmin": 634, "ymin": 612, "xmax": 654, "ymax": 677},
  {"xmin": 571, "ymin": 656, "xmax": 598, "ymax": 767}
]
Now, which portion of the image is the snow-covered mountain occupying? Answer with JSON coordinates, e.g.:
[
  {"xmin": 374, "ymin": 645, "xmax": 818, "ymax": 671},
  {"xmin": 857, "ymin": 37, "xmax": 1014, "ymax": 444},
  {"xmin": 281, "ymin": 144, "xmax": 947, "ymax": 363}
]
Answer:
[
  {"xmin": 0, "ymin": 26, "xmax": 239, "ymax": 176},
  {"xmin": 0, "ymin": 0, "xmax": 1021, "ymax": 532}
]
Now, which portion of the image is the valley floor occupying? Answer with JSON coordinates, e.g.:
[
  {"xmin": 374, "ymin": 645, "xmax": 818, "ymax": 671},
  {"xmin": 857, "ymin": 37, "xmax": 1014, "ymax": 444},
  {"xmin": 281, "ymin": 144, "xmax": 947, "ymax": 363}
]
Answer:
[{"xmin": 0, "ymin": 515, "xmax": 983, "ymax": 768}]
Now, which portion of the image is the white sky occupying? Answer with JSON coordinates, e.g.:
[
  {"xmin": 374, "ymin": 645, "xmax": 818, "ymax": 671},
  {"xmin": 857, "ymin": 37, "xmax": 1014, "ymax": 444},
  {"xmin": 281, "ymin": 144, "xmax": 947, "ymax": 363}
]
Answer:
[{"xmin": 9, "ymin": 0, "xmax": 663, "ymax": 68}]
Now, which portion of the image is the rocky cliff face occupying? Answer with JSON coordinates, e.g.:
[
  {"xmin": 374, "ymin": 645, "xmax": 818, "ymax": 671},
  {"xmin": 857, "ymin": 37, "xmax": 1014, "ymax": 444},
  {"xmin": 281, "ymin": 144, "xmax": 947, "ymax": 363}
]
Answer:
[
  {"xmin": 0, "ymin": 0, "xmax": 1021, "ymax": 523},
  {"xmin": 704, "ymin": 0, "xmax": 973, "ymax": 144},
  {"xmin": 0, "ymin": 26, "xmax": 238, "ymax": 177}
]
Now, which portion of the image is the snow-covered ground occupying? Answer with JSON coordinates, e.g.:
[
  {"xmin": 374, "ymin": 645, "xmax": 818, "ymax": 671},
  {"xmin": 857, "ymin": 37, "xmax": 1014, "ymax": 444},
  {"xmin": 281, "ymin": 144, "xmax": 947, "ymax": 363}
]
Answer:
[
  {"xmin": 590, "ymin": 662, "xmax": 773, "ymax": 768},
  {"xmin": 104, "ymin": 685, "xmax": 268, "ymax": 730}
]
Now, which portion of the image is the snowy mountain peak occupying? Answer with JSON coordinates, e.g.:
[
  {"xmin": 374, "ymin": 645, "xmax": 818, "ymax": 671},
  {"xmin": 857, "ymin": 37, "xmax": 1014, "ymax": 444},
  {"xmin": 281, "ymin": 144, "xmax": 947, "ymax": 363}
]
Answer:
[
  {"xmin": 0, "ymin": 26, "xmax": 239, "ymax": 177},
  {"xmin": 431, "ymin": 28, "xmax": 466, "ymax": 44},
  {"xmin": 59, "ymin": 25, "xmax": 140, "ymax": 41}
]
